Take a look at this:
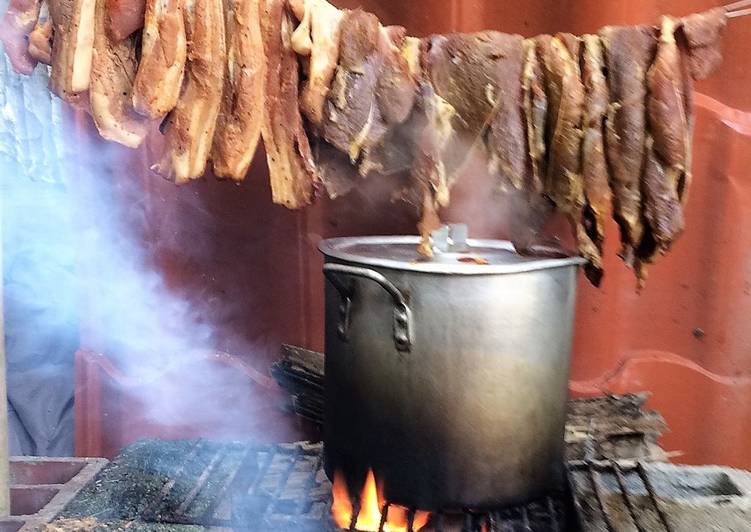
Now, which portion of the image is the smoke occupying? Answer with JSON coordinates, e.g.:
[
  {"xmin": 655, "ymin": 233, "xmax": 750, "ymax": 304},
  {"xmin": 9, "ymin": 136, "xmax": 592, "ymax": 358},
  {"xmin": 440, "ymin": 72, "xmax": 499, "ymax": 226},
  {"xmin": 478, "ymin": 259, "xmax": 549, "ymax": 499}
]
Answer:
[
  {"xmin": 1, "ymin": 57, "xmax": 285, "ymax": 456},
  {"xmin": 317, "ymin": 104, "xmax": 558, "ymax": 251},
  {"xmin": 72, "ymin": 144, "xmax": 212, "ymax": 369},
  {"xmin": 68, "ymin": 128, "xmax": 289, "ymax": 444}
]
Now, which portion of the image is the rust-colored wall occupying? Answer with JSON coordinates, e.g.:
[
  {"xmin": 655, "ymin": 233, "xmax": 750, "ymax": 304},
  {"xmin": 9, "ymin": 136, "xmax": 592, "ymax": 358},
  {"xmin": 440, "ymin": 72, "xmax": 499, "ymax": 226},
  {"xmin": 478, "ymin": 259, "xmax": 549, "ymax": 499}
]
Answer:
[
  {"xmin": 552, "ymin": 0, "xmax": 751, "ymax": 469},
  {"xmin": 76, "ymin": 1, "xmax": 751, "ymax": 467}
]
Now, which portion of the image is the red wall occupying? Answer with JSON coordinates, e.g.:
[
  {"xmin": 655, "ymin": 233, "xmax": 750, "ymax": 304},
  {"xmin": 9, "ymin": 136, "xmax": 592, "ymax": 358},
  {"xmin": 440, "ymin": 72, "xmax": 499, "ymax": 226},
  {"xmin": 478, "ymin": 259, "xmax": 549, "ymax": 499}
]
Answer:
[{"xmin": 76, "ymin": 0, "xmax": 751, "ymax": 467}]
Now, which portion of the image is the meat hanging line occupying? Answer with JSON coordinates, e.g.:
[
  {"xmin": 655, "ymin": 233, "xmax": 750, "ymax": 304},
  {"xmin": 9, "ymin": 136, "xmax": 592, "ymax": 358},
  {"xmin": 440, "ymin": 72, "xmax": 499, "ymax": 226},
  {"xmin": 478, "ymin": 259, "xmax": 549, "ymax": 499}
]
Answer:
[
  {"xmin": 727, "ymin": 8, "xmax": 751, "ymax": 18},
  {"xmin": 724, "ymin": 0, "xmax": 751, "ymax": 11},
  {"xmin": 0, "ymin": 0, "xmax": 733, "ymax": 287},
  {"xmin": 724, "ymin": 0, "xmax": 751, "ymax": 18}
]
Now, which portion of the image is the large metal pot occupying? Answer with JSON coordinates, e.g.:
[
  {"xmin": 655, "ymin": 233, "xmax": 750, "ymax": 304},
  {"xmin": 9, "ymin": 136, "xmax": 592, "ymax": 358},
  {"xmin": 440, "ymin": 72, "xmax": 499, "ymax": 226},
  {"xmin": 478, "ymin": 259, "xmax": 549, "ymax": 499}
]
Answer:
[{"xmin": 320, "ymin": 233, "xmax": 586, "ymax": 511}]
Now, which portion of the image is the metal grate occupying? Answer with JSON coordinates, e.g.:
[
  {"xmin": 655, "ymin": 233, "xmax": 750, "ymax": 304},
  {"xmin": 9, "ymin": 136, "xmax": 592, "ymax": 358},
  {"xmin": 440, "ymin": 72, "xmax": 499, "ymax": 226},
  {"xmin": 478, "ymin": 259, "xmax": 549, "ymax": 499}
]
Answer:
[
  {"xmin": 568, "ymin": 460, "xmax": 674, "ymax": 532},
  {"xmin": 59, "ymin": 437, "xmax": 675, "ymax": 531},
  {"xmin": 130, "ymin": 440, "xmax": 330, "ymax": 530},
  {"xmin": 137, "ymin": 439, "xmax": 252, "ymax": 527},
  {"xmin": 231, "ymin": 442, "xmax": 333, "ymax": 531},
  {"xmin": 336, "ymin": 502, "xmax": 567, "ymax": 532},
  {"xmin": 57, "ymin": 438, "xmax": 751, "ymax": 531},
  {"xmin": 229, "ymin": 442, "xmax": 569, "ymax": 532},
  {"xmin": 423, "ymin": 496, "xmax": 567, "ymax": 532}
]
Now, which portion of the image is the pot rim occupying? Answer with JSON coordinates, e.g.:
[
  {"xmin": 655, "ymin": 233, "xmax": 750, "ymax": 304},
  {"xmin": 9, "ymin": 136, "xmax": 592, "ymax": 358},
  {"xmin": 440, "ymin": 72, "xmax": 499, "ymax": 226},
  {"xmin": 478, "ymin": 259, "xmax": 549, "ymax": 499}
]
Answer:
[{"xmin": 319, "ymin": 236, "xmax": 587, "ymax": 275}]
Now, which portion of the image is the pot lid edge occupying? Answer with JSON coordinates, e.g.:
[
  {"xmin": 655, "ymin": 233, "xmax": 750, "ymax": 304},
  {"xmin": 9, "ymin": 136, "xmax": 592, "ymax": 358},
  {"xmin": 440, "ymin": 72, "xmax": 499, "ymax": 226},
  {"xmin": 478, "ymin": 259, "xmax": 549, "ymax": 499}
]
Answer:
[{"xmin": 318, "ymin": 236, "xmax": 587, "ymax": 275}]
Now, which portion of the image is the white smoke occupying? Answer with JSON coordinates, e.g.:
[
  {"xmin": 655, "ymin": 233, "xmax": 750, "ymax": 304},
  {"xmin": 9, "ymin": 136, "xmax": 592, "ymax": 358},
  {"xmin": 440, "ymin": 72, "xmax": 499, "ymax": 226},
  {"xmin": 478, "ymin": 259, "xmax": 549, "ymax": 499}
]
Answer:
[
  {"xmin": 1, "ymin": 56, "xmax": 283, "ymax": 455},
  {"xmin": 67, "ymin": 129, "xmax": 284, "ymax": 443}
]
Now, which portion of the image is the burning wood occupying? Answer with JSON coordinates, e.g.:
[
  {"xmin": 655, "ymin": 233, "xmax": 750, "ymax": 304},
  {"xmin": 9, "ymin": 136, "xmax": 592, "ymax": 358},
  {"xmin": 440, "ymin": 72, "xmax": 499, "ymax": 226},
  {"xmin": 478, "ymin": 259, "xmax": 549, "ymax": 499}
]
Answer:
[{"xmin": 331, "ymin": 470, "xmax": 431, "ymax": 532}]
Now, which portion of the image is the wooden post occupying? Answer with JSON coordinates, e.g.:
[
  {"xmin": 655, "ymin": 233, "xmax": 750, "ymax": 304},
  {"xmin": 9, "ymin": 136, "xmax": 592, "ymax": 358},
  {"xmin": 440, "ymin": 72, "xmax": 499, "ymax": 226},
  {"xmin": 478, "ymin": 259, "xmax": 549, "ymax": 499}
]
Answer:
[{"xmin": 0, "ymin": 190, "xmax": 11, "ymax": 516}]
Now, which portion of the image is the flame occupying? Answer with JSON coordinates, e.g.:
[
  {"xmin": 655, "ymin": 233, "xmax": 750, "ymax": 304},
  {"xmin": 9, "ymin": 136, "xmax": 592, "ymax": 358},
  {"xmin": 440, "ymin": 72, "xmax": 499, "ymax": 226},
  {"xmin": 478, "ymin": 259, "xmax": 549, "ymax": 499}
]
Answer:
[
  {"xmin": 331, "ymin": 469, "xmax": 431, "ymax": 531},
  {"xmin": 332, "ymin": 470, "xmax": 354, "ymax": 528}
]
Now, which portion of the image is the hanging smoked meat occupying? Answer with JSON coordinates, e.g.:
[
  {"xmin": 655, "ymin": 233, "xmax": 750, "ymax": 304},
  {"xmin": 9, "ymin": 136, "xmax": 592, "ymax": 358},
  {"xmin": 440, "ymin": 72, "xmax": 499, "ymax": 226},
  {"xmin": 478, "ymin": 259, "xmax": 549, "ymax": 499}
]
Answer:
[
  {"xmin": 289, "ymin": 0, "xmax": 343, "ymax": 125},
  {"xmin": 599, "ymin": 25, "xmax": 657, "ymax": 265},
  {"xmin": 675, "ymin": 7, "xmax": 728, "ymax": 211},
  {"xmin": 0, "ymin": 0, "xmax": 735, "ymax": 288},
  {"xmin": 635, "ymin": 16, "xmax": 689, "ymax": 283},
  {"xmin": 354, "ymin": 33, "xmax": 421, "ymax": 180},
  {"xmin": 0, "ymin": 0, "xmax": 42, "ymax": 74},
  {"xmin": 104, "ymin": 0, "xmax": 143, "ymax": 41},
  {"xmin": 634, "ymin": 10, "xmax": 727, "ymax": 283},
  {"xmin": 579, "ymin": 34, "xmax": 612, "ymax": 284},
  {"xmin": 522, "ymin": 37, "xmax": 547, "ymax": 194},
  {"xmin": 423, "ymin": 31, "xmax": 526, "ymax": 191},
  {"xmin": 28, "ymin": 0, "xmax": 52, "ymax": 66},
  {"xmin": 484, "ymin": 34, "xmax": 526, "ymax": 193},
  {"xmin": 320, "ymin": 10, "xmax": 389, "ymax": 165},
  {"xmin": 132, "ymin": 0, "xmax": 187, "ymax": 119},
  {"xmin": 89, "ymin": 0, "xmax": 149, "ymax": 147},
  {"xmin": 260, "ymin": 0, "xmax": 318, "ymax": 207},
  {"xmin": 153, "ymin": 0, "xmax": 226, "ymax": 183},
  {"xmin": 48, "ymin": 0, "xmax": 96, "ymax": 100},
  {"xmin": 211, "ymin": 0, "xmax": 265, "ymax": 180},
  {"xmin": 420, "ymin": 31, "xmax": 532, "ymax": 256},
  {"xmin": 506, "ymin": 37, "xmax": 552, "ymax": 256},
  {"xmin": 316, "ymin": 8, "xmax": 417, "ymax": 189},
  {"xmin": 680, "ymin": 7, "xmax": 727, "ymax": 81},
  {"xmin": 538, "ymin": 34, "xmax": 603, "ymax": 284}
]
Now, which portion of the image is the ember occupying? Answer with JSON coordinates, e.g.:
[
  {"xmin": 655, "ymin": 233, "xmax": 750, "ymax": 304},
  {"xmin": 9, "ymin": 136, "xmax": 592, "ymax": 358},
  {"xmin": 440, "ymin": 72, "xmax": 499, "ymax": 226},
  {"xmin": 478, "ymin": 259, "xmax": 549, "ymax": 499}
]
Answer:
[{"xmin": 332, "ymin": 469, "xmax": 431, "ymax": 531}]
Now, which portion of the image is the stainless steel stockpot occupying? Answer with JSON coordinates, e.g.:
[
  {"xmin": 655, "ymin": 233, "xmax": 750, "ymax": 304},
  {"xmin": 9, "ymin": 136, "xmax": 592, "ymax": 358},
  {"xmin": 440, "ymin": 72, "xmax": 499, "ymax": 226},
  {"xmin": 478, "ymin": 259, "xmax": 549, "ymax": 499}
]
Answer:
[{"xmin": 320, "ymin": 235, "xmax": 585, "ymax": 510}]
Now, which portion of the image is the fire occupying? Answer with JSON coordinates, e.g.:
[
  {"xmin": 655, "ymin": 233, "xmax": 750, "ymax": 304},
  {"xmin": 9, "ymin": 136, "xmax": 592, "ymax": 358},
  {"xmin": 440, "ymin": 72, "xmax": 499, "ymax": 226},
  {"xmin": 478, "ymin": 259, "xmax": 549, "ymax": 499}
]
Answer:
[{"xmin": 331, "ymin": 469, "xmax": 431, "ymax": 531}]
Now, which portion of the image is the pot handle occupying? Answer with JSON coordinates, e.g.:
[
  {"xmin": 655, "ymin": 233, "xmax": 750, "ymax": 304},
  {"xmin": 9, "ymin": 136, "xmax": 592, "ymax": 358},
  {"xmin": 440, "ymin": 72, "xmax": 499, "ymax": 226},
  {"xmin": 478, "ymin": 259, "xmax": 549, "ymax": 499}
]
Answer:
[{"xmin": 323, "ymin": 263, "xmax": 413, "ymax": 352}]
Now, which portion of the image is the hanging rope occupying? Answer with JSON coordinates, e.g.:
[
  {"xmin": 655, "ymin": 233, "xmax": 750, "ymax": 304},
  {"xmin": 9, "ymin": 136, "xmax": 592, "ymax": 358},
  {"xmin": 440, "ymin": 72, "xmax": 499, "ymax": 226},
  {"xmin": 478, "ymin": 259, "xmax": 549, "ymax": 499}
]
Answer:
[{"xmin": 724, "ymin": 0, "xmax": 751, "ymax": 18}]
